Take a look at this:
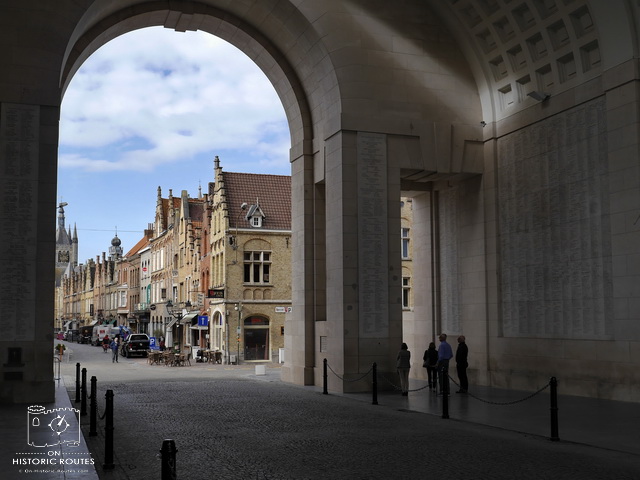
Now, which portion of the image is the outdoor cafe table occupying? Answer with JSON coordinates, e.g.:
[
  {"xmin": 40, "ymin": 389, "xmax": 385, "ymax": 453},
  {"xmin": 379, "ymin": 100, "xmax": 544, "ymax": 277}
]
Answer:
[{"xmin": 148, "ymin": 350, "xmax": 163, "ymax": 365}]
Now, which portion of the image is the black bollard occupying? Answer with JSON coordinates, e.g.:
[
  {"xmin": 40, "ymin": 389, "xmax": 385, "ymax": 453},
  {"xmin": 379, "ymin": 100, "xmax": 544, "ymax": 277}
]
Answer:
[
  {"xmin": 549, "ymin": 377, "xmax": 559, "ymax": 441},
  {"xmin": 160, "ymin": 439, "xmax": 178, "ymax": 480},
  {"xmin": 442, "ymin": 371, "xmax": 449, "ymax": 419},
  {"xmin": 89, "ymin": 376, "xmax": 97, "ymax": 437},
  {"xmin": 103, "ymin": 390, "xmax": 114, "ymax": 470},
  {"xmin": 75, "ymin": 363, "xmax": 81, "ymax": 403},
  {"xmin": 372, "ymin": 362, "xmax": 378, "ymax": 405},
  {"xmin": 81, "ymin": 368, "xmax": 87, "ymax": 416},
  {"xmin": 323, "ymin": 358, "xmax": 328, "ymax": 395}
]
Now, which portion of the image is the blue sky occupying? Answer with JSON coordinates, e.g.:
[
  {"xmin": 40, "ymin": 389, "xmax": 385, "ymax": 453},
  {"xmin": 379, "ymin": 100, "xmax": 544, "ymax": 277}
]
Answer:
[{"xmin": 58, "ymin": 27, "xmax": 289, "ymax": 263}]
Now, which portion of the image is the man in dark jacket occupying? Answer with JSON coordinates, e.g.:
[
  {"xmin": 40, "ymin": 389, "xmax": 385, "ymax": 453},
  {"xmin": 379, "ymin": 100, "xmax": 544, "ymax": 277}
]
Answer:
[{"xmin": 455, "ymin": 335, "xmax": 469, "ymax": 393}]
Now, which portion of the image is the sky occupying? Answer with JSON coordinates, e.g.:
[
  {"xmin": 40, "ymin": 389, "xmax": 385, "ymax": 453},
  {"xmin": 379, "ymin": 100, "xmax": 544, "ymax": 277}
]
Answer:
[{"xmin": 57, "ymin": 27, "xmax": 289, "ymax": 263}]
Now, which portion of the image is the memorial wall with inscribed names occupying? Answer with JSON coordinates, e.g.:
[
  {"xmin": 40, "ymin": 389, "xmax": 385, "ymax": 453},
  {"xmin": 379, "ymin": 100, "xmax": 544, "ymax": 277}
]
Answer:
[
  {"xmin": 497, "ymin": 98, "xmax": 612, "ymax": 339},
  {"xmin": 357, "ymin": 132, "xmax": 389, "ymax": 338},
  {"xmin": 0, "ymin": 103, "xmax": 40, "ymax": 341}
]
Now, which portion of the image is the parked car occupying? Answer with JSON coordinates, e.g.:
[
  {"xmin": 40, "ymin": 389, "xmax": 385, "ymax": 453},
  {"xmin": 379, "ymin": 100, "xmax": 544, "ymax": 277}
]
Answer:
[{"xmin": 120, "ymin": 334, "xmax": 150, "ymax": 358}]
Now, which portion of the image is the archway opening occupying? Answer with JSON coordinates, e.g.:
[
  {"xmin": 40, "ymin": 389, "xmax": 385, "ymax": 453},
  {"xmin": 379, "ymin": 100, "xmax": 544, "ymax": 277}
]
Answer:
[{"xmin": 56, "ymin": 22, "xmax": 301, "ymax": 368}]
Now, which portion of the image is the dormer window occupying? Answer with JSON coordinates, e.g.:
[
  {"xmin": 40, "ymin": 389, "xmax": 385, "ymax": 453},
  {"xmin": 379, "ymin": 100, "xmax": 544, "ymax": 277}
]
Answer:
[{"xmin": 245, "ymin": 199, "xmax": 265, "ymax": 228}]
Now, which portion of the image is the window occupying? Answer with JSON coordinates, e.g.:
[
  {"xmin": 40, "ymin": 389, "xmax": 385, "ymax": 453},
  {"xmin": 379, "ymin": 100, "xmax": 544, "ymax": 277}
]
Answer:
[
  {"xmin": 402, "ymin": 277, "xmax": 411, "ymax": 309},
  {"xmin": 401, "ymin": 228, "xmax": 410, "ymax": 259},
  {"xmin": 244, "ymin": 251, "xmax": 271, "ymax": 284},
  {"xmin": 251, "ymin": 216, "xmax": 262, "ymax": 227}
]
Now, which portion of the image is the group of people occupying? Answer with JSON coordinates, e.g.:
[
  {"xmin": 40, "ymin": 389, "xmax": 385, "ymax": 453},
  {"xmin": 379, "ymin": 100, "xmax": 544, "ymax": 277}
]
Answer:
[{"xmin": 396, "ymin": 334, "xmax": 468, "ymax": 396}]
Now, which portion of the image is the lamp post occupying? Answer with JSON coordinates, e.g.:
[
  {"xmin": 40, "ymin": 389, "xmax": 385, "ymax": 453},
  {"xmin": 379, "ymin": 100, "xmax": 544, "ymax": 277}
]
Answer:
[
  {"xmin": 225, "ymin": 310, "xmax": 230, "ymax": 365},
  {"xmin": 166, "ymin": 300, "xmax": 187, "ymax": 351},
  {"xmin": 234, "ymin": 302, "xmax": 242, "ymax": 364},
  {"xmin": 231, "ymin": 203, "xmax": 248, "ymax": 264}
]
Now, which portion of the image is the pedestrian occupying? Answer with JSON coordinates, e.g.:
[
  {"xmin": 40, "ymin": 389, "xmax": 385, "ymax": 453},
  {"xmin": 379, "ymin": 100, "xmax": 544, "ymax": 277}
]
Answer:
[
  {"xmin": 423, "ymin": 342, "xmax": 439, "ymax": 392},
  {"xmin": 110, "ymin": 335, "xmax": 120, "ymax": 363},
  {"xmin": 456, "ymin": 335, "xmax": 469, "ymax": 393},
  {"xmin": 102, "ymin": 334, "xmax": 110, "ymax": 353},
  {"xmin": 436, "ymin": 333, "xmax": 453, "ymax": 396},
  {"xmin": 396, "ymin": 342, "xmax": 411, "ymax": 396}
]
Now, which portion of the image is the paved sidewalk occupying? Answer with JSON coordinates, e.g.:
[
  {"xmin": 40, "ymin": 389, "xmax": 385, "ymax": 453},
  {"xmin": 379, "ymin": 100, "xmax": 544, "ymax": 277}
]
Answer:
[{"xmin": 340, "ymin": 376, "xmax": 640, "ymax": 456}]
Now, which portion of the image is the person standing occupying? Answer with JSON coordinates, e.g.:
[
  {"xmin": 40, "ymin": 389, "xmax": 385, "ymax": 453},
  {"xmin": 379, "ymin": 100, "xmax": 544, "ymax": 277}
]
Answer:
[
  {"xmin": 436, "ymin": 334, "xmax": 453, "ymax": 395},
  {"xmin": 456, "ymin": 335, "xmax": 469, "ymax": 393},
  {"xmin": 396, "ymin": 343, "xmax": 411, "ymax": 396},
  {"xmin": 110, "ymin": 335, "xmax": 120, "ymax": 363},
  {"xmin": 423, "ymin": 342, "xmax": 439, "ymax": 392}
]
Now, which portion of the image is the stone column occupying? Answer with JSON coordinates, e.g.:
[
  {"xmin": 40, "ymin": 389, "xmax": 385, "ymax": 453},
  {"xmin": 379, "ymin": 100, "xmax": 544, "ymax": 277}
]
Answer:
[
  {"xmin": 0, "ymin": 102, "xmax": 58, "ymax": 403},
  {"xmin": 282, "ymin": 152, "xmax": 316, "ymax": 385}
]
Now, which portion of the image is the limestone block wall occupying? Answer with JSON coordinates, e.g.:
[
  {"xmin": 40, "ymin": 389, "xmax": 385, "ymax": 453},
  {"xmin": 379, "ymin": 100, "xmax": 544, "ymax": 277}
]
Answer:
[{"xmin": 487, "ymin": 75, "xmax": 640, "ymax": 401}]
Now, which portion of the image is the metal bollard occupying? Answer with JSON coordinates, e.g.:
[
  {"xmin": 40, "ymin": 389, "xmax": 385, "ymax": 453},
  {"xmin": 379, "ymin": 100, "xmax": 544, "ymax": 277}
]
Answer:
[
  {"xmin": 75, "ymin": 363, "xmax": 81, "ymax": 403},
  {"xmin": 549, "ymin": 377, "xmax": 559, "ymax": 441},
  {"xmin": 81, "ymin": 368, "xmax": 87, "ymax": 416},
  {"xmin": 442, "ymin": 371, "xmax": 449, "ymax": 419},
  {"xmin": 89, "ymin": 376, "xmax": 97, "ymax": 437},
  {"xmin": 372, "ymin": 362, "xmax": 378, "ymax": 405},
  {"xmin": 323, "ymin": 358, "xmax": 328, "ymax": 395},
  {"xmin": 103, "ymin": 390, "xmax": 115, "ymax": 470},
  {"xmin": 160, "ymin": 439, "xmax": 178, "ymax": 480}
]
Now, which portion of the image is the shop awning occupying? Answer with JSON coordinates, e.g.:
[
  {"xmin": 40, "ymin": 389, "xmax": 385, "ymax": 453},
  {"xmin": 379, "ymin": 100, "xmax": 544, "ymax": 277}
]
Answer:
[
  {"xmin": 180, "ymin": 313, "xmax": 198, "ymax": 324},
  {"xmin": 166, "ymin": 317, "xmax": 180, "ymax": 330}
]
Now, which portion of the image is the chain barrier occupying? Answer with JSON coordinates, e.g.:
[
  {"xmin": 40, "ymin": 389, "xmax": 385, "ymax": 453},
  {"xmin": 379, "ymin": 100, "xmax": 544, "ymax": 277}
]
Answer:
[
  {"xmin": 324, "ymin": 359, "xmax": 552, "ymax": 410},
  {"xmin": 378, "ymin": 374, "xmax": 431, "ymax": 393},
  {"xmin": 326, "ymin": 361, "xmax": 373, "ymax": 383},
  {"xmin": 447, "ymin": 374, "xmax": 551, "ymax": 405},
  {"xmin": 86, "ymin": 390, "xmax": 107, "ymax": 420}
]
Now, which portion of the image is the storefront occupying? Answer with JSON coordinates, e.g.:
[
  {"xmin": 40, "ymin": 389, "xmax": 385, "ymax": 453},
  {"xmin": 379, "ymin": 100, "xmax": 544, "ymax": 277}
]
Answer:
[{"xmin": 244, "ymin": 316, "xmax": 270, "ymax": 361}]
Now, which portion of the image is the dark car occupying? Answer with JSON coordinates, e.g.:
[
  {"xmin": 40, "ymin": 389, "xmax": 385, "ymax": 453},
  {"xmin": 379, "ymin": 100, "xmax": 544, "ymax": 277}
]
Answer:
[{"xmin": 120, "ymin": 333, "xmax": 150, "ymax": 358}]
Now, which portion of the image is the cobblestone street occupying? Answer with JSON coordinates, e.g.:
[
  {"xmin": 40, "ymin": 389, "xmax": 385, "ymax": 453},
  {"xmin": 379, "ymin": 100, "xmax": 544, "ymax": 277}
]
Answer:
[{"xmin": 65, "ymin": 353, "xmax": 639, "ymax": 480}]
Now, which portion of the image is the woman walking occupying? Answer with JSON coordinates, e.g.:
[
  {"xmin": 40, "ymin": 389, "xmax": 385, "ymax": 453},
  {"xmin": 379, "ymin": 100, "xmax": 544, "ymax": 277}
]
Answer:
[{"xmin": 396, "ymin": 343, "xmax": 411, "ymax": 396}]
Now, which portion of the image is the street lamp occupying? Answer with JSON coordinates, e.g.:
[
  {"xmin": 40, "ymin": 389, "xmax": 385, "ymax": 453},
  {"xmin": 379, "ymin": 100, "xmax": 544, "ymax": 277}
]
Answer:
[
  {"xmin": 231, "ymin": 203, "xmax": 248, "ymax": 263},
  {"xmin": 166, "ymin": 300, "xmax": 192, "ymax": 351},
  {"xmin": 234, "ymin": 302, "xmax": 242, "ymax": 364}
]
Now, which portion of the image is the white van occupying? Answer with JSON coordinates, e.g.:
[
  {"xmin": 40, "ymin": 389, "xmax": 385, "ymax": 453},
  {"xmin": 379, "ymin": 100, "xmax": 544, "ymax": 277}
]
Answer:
[{"xmin": 92, "ymin": 325, "xmax": 121, "ymax": 346}]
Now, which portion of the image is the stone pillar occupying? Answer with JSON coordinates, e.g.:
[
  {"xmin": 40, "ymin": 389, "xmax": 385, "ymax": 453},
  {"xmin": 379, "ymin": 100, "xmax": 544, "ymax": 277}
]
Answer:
[
  {"xmin": 282, "ymin": 152, "xmax": 316, "ymax": 385},
  {"xmin": 408, "ymin": 191, "xmax": 436, "ymax": 378},
  {"xmin": 0, "ymin": 102, "xmax": 58, "ymax": 403},
  {"xmin": 298, "ymin": 131, "xmax": 402, "ymax": 393}
]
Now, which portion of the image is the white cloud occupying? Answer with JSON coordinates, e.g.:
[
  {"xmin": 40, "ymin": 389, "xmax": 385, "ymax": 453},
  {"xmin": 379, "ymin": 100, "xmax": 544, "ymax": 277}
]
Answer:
[{"xmin": 59, "ymin": 27, "xmax": 288, "ymax": 173}]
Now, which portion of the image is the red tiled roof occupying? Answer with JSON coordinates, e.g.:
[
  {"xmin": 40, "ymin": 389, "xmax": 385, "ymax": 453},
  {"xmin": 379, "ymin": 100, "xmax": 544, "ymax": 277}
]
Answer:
[
  {"xmin": 124, "ymin": 233, "xmax": 152, "ymax": 258},
  {"xmin": 223, "ymin": 171, "xmax": 291, "ymax": 231}
]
